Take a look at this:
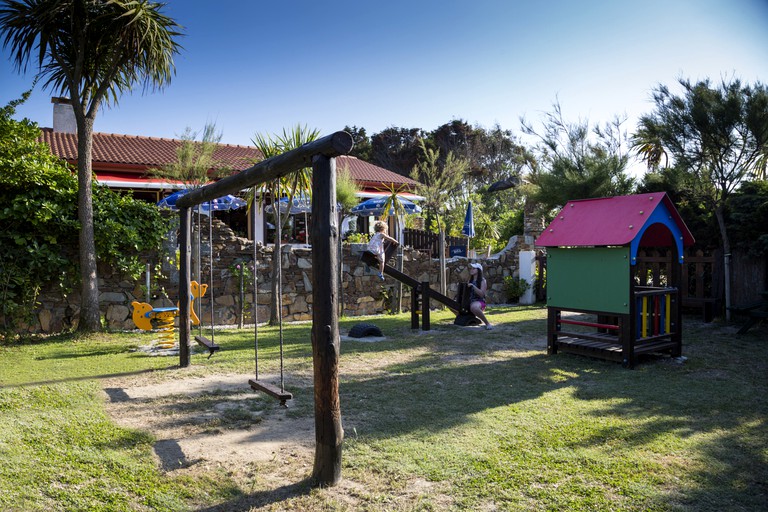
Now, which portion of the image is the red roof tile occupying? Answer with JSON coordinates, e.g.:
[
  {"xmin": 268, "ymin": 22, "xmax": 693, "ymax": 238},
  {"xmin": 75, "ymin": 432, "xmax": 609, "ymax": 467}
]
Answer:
[
  {"xmin": 38, "ymin": 129, "xmax": 418, "ymax": 188},
  {"xmin": 336, "ymin": 155, "xmax": 418, "ymax": 188},
  {"xmin": 39, "ymin": 128, "xmax": 257, "ymax": 171}
]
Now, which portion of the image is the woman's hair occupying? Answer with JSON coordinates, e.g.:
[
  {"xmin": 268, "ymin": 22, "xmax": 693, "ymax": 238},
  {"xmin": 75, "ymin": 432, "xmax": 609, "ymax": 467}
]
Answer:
[
  {"xmin": 472, "ymin": 267, "xmax": 484, "ymax": 286},
  {"xmin": 373, "ymin": 220, "xmax": 387, "ymax": 233}
]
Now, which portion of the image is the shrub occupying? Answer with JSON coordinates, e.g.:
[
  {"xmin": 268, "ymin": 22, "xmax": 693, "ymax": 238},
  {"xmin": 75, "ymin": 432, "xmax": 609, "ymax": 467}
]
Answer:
[
  {"xmin": 503, "ymin": 275, "xmax": 530, "ymax": 301},
  {"xmin": 0, "ymin": 94, "xmax": 169, "ymax": 331}
]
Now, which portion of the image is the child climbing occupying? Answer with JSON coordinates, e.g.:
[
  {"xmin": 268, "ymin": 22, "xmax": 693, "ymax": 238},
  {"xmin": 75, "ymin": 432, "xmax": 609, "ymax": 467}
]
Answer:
[{"xmin": 368, "ymin": 220, "xmax": 398, "ymax": 280}]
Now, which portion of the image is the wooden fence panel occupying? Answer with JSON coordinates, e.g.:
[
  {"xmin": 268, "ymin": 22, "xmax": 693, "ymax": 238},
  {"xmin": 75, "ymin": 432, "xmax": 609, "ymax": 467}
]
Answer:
[
  {"xmin": 403, "ymin": 228, "xmax": 467, "ymax": 258},
  {"xmin": 731, "ymin": 251, "xmax": 768, "ymax": 305}
]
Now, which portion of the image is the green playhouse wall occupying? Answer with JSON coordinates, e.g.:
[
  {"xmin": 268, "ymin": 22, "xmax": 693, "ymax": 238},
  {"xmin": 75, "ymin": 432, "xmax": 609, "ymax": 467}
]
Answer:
[{"xmin": 547, "ymin": 247, "xmax": 630, "ymax": 314}]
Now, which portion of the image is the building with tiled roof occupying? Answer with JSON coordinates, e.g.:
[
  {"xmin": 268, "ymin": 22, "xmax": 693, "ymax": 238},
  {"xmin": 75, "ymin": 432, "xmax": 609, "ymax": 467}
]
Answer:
[
  {"xmin": 39, "ymin": 98, "xmax": 420, "ymax": 203},
  {"xmin": 38, "ymin": 97, "xmax": 422, "ymax": 242}
]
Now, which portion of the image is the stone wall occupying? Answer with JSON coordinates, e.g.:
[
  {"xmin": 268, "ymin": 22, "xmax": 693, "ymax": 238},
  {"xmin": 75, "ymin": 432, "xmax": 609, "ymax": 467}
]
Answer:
[{"xmin": 24, "ymin": 219, "xmax": 535, "ymax": 333}]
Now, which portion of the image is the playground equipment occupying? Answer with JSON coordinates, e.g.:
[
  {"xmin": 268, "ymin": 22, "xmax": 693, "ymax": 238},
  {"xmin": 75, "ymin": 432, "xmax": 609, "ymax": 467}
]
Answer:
[
  {"xmin": 359, "ymin": 241, "xmax": 477, "ymax": 329},
  {"xmin": 249, "ymin": 188, "xmax": 293, "ymax": 406},
  {"xmin": 131, "ymin": 280, "xmax": 207, "ymax": 351},
  {"xmin": 175, "ymin": 131, "xmax": 353, "ymax": 486},
  {"xmin": 194, "ymin": 205, "xmax": 221, "ymax": 358},
  {"xmin": 536, "ymin": 192, "xmax": 695, "ymax": 368}
]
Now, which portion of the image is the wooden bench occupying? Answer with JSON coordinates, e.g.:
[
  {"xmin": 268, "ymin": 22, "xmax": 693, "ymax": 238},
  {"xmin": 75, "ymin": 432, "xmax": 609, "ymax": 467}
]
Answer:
[{"xmin": 728, "ymin": 297, "xmax": 768, "ymax": 334}]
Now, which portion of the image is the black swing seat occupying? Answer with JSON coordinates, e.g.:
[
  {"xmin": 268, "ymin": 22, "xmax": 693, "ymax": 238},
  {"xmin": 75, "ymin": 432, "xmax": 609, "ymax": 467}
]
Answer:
[
  {"xmin": 195, "ymin": 335, "xmax": 221, "ymax": 358},
  {"xmin": 249, "ymin": 379, "xmax": 293, "ymax": 406}
]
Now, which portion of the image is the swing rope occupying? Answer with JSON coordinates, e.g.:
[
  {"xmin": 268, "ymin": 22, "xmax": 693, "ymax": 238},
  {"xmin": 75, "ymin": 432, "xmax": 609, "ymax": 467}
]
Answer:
[
  {"xmin": 193, "ymin": 202, "xmax": 220, "ymax": 357},
  {"xmin": 250, "ymin": 185, "xmax": 291, "ymax": 405},
  {"xmin": 276, "ymin": 188, "xmax": 286, "ymax": 392},
  {"xmin": 208, "ymin": 201, "xmax": 215, "ymax": 345}
]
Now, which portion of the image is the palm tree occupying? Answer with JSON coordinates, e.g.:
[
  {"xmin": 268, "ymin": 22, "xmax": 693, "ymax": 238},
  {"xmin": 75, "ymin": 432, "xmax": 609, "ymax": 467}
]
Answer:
[
  {"xmin": 335, "ymin": 164, "xmax": 359, "ymax": 316},
  {"xmin": 410, "ymin": 139, "xmax": 467, "ymax": 297},
  {"xmin": 251, "ymin": 125, "xmax": 319, "ymax": 325},
  {"xmin": 0, "ymin": 0, "xmax": 183, "ymax": 332}
]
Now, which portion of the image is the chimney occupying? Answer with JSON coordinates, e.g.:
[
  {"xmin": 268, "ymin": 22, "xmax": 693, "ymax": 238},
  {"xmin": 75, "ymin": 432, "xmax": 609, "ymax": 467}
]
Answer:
[{"xmin": 51, "ymin": 97, "xmax": 76, "ymax": 133}]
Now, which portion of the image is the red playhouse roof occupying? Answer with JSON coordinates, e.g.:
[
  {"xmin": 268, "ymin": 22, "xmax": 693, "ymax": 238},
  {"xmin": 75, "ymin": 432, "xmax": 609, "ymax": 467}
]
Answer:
[{"xmin": 536, "ymin": 192, "xmax": 695, "ymax": 254}]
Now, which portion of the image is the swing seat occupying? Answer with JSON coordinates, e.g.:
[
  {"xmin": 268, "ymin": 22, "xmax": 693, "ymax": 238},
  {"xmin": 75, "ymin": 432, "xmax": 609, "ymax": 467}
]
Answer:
[
  {"xmin": 195, "ymin": 335, "xmax": 220, "ymax": 358},
  {"xmin": 249, "ymin": 379, "xmax": 293, "ymax": 406}
]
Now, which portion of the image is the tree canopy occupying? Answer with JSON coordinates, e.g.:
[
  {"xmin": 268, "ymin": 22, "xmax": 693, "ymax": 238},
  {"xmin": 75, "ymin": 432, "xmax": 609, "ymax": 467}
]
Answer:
[
  {"xmin": 0, "ymin": 0, "xmax": 183, "ymax": 331},
  {"xmin": 522, "ymin": 102, "xmax": 635, "ymax": 212},
  {"xmin": 632, "ymin": 77, "xmax": 768, "ymax": 316}
]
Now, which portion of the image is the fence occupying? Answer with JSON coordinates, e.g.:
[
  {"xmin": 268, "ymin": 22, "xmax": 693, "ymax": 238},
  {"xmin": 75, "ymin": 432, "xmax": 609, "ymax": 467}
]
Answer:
[
  {"xmin": 635, "ymin": 247, "xmax": 721, "ymax": 319},
  {"xmin": 403, "ymin": 228, "xmax": 468, "ymax": 258}
]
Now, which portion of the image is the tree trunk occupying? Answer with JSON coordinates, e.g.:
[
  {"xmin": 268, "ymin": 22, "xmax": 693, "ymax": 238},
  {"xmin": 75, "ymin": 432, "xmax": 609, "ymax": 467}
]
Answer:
[
  {"xmin": 269, "ymin": 232, "xmax": 283, "ymax": 325},
  {"xmin": 437, "ymin": 216, "xmax": 447, "ymax": 306},
  {"xmin": 269, "ymin": 211, "xmax": 283, "ymax": 326},
  {"xmin": 338, "ymin": 211, "xmax": 344, "ymax": 317},
  {"xmin": 714, "ymin": 205, "xmax": 732, "ymax": 321},
  {"xmin": 76, "ymin": 115, "xmax": 101, "ymax": 332}
]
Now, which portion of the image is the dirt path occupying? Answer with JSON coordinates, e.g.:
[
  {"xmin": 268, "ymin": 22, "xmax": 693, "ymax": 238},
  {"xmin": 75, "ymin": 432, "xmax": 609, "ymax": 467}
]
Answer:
[{"xmin": 102, "ymin": 373, "xmax": 316, "ymax": 488}]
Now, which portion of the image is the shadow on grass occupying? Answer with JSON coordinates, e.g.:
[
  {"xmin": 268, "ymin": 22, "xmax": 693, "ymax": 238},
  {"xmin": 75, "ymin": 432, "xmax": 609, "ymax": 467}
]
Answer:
[
  {"xmin": 196, "ymin": 478, "xmax": 314, "ymax": 512},
  {"xmin": 0, "ymin": 366, "xmax": 178, "ymax": 389}
]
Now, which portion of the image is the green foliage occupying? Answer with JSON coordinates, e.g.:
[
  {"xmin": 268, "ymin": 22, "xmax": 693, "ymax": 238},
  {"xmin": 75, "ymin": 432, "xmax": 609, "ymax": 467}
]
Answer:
[
  {"xmin": 1, "ymin": 0, "xmax": 184, "ymax": 332},
  {"xmin": 0, "ymin": 95, "xmax": 79, "ymax": 328},
  {"xmin": 636, "ymin": 166, "xmax": 720, "ymax": 248},
  {"xmin": 523, "ymin": 102, "xmax": 635, "ymax": 211},
  {"xmin": 227, "ymin": 259, "xmax": 254, "ymax": 288},
  {"xmin": 344, "ymin": 232, "xmax": 369, "ymax": 244},
  {"xmin": 632, "ymin": 77, "xmax": 768, "ymax": 256},
  {"xmin": 0, "ymin": 96, "xmax": 168, "ymax": 330},
  {"xmin": 93, "ymin": 187, "xmax": 170, "ymax": 279},
  {"xmin": 496, "ymin": 209, "xmax": 525, "ymax": 248},
  {"xmin": 335, "ymin": 164, "xmax": 359, "ymax": 213},
  {"xmin": 148, "ymin": 123, "xmax": 225, "ymax": 185},
  {"xmin": 729, "ymin": 180, "xmax": 768, "ymax": 257},
  {"xmin": 343, "ymin": 125, "xmax": 373, "ymax": 162},
  {"xmin": 503, "ymin": 275, "xmax": 530, "ymax": 300}
]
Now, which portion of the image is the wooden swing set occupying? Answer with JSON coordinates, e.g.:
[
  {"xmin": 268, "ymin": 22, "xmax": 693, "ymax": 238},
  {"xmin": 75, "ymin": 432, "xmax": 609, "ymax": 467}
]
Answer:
[{"xmin": 175, "ymin": 131, "xmax": 353, "ymax": 487}]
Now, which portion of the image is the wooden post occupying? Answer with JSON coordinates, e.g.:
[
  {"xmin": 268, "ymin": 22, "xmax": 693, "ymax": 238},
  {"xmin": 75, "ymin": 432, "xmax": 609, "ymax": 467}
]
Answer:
[
  {"xmin": 546, "ymin": 308, "xmax": 558, "ymax": 355},
  {"xmin": 310, "ymin": 154, "xmax": 342, "ymax": 486},
  {"xmin": 421, "ymin": 281, "xmax": 431, "ymax": 331},
  {"xmin": 179, "ymin": 207, "xmax": 192, "ymax": 367},
  {"xmin": 411, "ymin": 286, "xmax": 420, "ymax": 330}
]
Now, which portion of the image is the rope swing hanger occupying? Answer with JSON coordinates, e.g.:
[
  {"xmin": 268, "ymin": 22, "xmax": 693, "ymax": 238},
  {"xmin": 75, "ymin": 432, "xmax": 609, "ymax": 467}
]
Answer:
[
  {"xmin": 249, "ymin": 184, "xmax": 292, "ymax": 407},
  {"xmin": 194, "ymin": 201, "xmax": 220, "ymax": 358}
]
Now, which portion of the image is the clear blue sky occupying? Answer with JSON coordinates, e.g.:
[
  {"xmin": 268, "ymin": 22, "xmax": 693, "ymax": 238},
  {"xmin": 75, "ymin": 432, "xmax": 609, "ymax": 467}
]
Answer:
[{"xmin": 2, "ymin": 0, "xmax": 767, "ymax": 157}]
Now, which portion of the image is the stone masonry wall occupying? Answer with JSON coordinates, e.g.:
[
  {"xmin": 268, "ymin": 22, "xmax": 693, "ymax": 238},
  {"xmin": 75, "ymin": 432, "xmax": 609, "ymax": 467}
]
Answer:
[{"xmin": 25, "ymin": 219, "xmax": 535, "ymax": 334}]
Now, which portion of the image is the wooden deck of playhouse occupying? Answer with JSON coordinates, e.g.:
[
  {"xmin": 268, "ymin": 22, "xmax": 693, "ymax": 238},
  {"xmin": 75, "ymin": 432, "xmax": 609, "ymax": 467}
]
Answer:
[{"xmin": 547, "ymin": 286, "xmax": 682, "ymax": 368}]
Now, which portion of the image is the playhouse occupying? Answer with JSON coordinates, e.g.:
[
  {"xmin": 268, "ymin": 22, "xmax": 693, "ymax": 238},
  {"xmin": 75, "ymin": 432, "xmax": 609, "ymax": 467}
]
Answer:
[{"xmin": 536, "ymin": 192, "xmax": 695, "ymax": 368}]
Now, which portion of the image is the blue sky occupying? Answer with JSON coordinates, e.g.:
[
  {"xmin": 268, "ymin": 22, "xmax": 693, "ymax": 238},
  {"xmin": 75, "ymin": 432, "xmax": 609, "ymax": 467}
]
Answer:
[{"xmin": 2, "ymin": 0, "xmax": 767, "ymax": 161}]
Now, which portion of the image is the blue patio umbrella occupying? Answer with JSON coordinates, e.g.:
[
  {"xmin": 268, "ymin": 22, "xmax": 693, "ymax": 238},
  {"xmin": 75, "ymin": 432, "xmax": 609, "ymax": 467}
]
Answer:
[
  {"xmin": 265, "ymin": 193, "xmax": 312, "ymax": 215},
  {"xmin": 350, "ymin": 196, "xmax": 422, "ymax": 217},
  {"xmin": 157, "ymin": 189, "xmax": 246, "ymax": 213},
  {"xmin": 462, "ymin": 201, "xmax": 475, "ymax": 238}
]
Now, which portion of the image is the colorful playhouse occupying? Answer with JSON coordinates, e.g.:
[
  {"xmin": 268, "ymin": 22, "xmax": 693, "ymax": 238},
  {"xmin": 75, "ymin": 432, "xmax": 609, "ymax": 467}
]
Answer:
[{"xmin": 536, "ymin": 192, "xmax": 695, "ymax": 368}]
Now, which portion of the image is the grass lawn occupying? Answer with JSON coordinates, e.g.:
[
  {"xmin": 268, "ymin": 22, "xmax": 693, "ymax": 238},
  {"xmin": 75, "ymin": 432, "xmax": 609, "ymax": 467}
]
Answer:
[{"xmin": 0, "ymin": 305, "xmax": 766, "ymax": 511}]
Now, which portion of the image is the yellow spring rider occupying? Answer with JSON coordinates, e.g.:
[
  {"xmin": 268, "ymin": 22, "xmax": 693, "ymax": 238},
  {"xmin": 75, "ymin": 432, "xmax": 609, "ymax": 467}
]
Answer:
[{"xmin": 131, "ymin": 281, "xmax": 208, "ymax": 349}]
